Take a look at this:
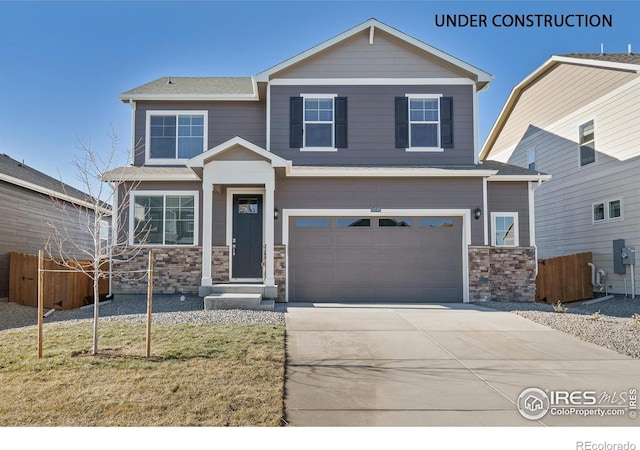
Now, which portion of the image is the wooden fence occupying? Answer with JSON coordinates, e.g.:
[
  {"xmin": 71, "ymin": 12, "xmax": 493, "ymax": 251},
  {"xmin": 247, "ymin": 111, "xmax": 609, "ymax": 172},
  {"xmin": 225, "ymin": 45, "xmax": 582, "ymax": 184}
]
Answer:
[
  {"xmin": 536, "ymin": 252, "xmax": 593, "ymax": 304},
  {"xmin": 9, "ymin": 252, "xmax": 109, "ymax": 310}
]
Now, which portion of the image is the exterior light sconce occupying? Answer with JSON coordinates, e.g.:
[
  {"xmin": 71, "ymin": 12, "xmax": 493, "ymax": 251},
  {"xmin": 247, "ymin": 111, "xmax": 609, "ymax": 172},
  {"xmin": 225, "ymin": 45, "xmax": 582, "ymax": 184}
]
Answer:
[
  {"xmin": 474, "ymin": 207, "xmax": 482, "ymax": 220},
  {"xmin": 274, "ymin": 208, "xmax": 280, "ymax": 220}
]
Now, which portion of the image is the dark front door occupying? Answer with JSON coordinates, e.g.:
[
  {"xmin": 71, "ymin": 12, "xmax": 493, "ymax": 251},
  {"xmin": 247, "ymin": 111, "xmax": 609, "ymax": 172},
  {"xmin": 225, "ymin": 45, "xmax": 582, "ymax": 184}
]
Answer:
[{"xmin": 232, "ymin": 194, "xmax": 263, "ymax": 279}]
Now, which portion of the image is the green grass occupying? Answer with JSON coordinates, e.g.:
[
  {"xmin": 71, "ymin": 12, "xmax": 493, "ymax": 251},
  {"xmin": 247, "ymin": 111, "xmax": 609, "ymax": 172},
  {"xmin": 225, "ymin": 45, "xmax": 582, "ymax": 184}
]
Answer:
[{"xmin": 0, "ymin": 321, "xmax": 285, "ymax": 426}]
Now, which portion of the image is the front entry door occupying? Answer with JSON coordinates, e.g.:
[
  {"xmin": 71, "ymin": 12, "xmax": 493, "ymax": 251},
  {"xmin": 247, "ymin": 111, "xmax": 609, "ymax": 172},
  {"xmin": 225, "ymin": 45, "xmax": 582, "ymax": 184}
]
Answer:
[{"xmin": 232, "ymin": 194, "xmax": 263, "ymax": 279}]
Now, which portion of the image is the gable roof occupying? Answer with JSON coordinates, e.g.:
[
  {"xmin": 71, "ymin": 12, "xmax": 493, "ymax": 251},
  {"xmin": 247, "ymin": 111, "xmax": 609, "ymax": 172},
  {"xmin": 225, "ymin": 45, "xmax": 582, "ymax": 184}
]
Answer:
[
  {"xmin": 480, "ymin": 53, "xmax": 640, "ymax": 160},
  {"xmin": 255, "ymin": 18, "xmax": 493, "ymax": 90},
  {"xmin": 119, "ymin": 77, "xmax": 258, "ymax": 102},
  {"xmin": 0, "ymin": 153, "xmax": 108, "ymax": 212},
  {"xmin": 187, "ymin": 136, "xmax": 288, "ymax": 168}
]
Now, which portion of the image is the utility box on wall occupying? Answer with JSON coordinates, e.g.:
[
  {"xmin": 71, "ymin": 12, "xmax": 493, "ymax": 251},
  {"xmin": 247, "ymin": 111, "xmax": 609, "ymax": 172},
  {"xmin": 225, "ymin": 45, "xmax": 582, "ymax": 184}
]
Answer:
[
  {"xmin": 621, "ymin": 247, "xmax": 636, "ymax": 265},
  {"xmin": 613, "ymin": 239, "xmax": 626, "ymax": 273}
]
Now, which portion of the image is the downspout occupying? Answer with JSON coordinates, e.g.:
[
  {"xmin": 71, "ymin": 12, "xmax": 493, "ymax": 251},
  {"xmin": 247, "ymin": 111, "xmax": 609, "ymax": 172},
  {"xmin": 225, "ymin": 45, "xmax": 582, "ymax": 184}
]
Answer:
[{"xmin": 530, "ymin": 174, "xmax": 544, "ymax": 276}]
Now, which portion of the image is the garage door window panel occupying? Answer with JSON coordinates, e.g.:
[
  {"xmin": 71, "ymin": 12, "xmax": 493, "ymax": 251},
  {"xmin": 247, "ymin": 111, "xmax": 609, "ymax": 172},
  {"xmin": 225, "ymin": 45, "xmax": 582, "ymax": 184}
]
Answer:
[{"xmin": 379, "ymin": 218, "xmax": 413, "ymax": 227}]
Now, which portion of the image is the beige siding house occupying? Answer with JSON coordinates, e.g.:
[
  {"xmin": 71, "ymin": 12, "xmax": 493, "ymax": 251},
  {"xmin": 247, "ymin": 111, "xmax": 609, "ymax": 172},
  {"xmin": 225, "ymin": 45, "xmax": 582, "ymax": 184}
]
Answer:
[{"xmin": 481, "ymin": 53, "xmax": 640, "ymax": 296}]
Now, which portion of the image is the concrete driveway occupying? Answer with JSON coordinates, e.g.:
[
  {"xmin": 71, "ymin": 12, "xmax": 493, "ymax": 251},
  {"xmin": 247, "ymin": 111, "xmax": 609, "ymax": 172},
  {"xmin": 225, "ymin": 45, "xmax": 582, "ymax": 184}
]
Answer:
[{"xmin": 284, "ymin": 303, "xmax": 640, "ymax": 426}]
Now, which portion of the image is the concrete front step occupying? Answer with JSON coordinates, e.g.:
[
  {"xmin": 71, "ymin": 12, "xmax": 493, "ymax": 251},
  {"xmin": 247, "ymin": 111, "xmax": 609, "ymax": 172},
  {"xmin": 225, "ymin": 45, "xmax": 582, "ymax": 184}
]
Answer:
[
  {"xmin": 199, "ymin": 283, "xmax": 278, "ymax": 299},
  {"xmin": 204, "ymin": 293, "xmax": 274, "ymax": 311}
]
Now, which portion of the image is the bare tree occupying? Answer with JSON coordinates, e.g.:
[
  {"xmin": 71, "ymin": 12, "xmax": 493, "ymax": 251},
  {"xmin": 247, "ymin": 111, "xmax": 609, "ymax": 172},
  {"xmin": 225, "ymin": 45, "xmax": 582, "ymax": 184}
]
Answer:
[{"xmin": 44, "ymin": 127, "xmax": 147, "ymax": 355}]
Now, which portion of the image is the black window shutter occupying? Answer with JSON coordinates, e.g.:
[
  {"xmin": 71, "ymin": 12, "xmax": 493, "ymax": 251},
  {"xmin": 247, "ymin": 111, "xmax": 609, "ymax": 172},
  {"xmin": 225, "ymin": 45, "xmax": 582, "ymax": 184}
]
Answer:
[
  {"xmin": 395, "ymin": 97, "xmax": 409, "ymax": 148},
  {"xmin": 440, "ymin": 97, "xmax": 454, "ymax": 148},
  {"xmin": 290, "ymin": 97, "xmax": 303, "ymax": 148},
  {"xmin": 334, "ymin": 97, "xmax": 348, "ymax": 148}
]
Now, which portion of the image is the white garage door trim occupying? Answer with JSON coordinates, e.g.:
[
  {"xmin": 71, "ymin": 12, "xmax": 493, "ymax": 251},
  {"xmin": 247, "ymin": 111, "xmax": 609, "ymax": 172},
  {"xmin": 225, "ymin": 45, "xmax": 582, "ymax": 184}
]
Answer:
[{"xmin": 282, "ymin": 208, "xmax": 471, "ymax": 303}]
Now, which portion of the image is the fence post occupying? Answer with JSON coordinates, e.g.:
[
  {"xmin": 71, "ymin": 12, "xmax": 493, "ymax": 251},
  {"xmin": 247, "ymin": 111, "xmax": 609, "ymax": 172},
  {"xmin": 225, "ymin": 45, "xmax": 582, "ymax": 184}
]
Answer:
[
  {"xmin": 146, "ymin": 250, "xmax": 153, "ymax": 358},
  {"xmin": 37, "ymin": 250, "xmax": 44, "ymax": 359}
]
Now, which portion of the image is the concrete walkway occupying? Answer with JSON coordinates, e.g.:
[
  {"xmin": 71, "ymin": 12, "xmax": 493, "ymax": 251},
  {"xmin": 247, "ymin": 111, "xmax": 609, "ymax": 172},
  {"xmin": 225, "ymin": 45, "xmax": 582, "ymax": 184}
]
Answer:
[{"xmin": 284, "ymin": 303, "xmax": 640, "ymax": 426}]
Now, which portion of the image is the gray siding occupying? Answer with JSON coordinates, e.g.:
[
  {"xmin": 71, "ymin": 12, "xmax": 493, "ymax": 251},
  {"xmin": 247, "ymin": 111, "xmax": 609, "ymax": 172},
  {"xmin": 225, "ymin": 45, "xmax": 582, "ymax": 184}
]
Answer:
[
  {"xmin": 133, "ymin": 101, "xmax": 266, "ymax": 166},
  {"xmin": 274, "ymin": 176, "xmax": 484, "ymax": 245},
  {"xmin": 487, "ymin": 181, "xmax": 531, "ymax": 246},
  {"xmin": 0, "ymin": 181, "xmax": 96, "ymax": 298},
  {"xmin": 270, "ymin": 84, "xmax": 475, "ymax": 165},
  {"xmin": 275, "ymin": 28, "xmax": 468, "ymax": 79}
]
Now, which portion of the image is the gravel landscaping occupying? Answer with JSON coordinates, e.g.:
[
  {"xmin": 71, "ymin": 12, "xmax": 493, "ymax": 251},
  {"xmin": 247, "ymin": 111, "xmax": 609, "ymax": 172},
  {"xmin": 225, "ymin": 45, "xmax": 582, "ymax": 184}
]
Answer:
[
  {"xmin": 0, "ymin": 294, "xmax": 284, "ymax": 332},
  {"xmin": 484, "ymin": 296, "xmax": 640, "ymax": 359},
  {"xmin": 2, "ymin": 294, "xmax": 639, "ymax": 359}
]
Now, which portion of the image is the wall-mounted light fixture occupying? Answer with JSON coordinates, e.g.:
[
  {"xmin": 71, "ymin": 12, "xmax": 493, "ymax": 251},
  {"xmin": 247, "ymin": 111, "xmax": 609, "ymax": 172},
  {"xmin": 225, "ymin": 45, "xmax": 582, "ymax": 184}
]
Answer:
[
  {"xmin": 474, "ymin": 207, "xmax": 482, "ymax": 220},
  {"xmin": 274, "ymin": 208, "xmax": 280, "ymax": 220}
]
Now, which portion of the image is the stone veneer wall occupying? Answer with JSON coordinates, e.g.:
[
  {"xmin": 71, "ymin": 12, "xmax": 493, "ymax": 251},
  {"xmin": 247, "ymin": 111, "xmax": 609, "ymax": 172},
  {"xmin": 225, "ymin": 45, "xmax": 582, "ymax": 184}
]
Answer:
[
  {"xmin": 112, "ymin": 246, "xmax": 202, "ymax": 295},
  {"xmin": 274, "ymin": 245, "xmax": 286, "ymax": 302},
  {"xmin": 468, "ymin": 246, "xmax": 536, "ymax": 302}
]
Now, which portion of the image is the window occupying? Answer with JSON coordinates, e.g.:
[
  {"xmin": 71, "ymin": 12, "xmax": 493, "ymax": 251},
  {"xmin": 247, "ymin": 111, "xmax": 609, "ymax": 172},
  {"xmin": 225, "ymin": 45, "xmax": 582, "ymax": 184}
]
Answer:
[
  {"xmin": 491, "ymin": 213, "xmax": 519, "ymax": 247},
  {"xmin": 527, "ymin": 148, "xmax": 536, "ymax": 171},
  {"xmin": 395, "ymin": 96, "xmax": 453, "ymax": 150},
  {"xmin": 419, "ymin": 218, "xmax": 454, "ymax": 228},
  {"xmin": 593, "ymin": 199, "xmax": 623, "ymax": 223},
  {"xmin": 579, "ymin": 120, "xmax": 596, "ymax": 167},
  {"xmin": 131, "ymin": 192, "xmax": 198, "ymax": 245},
  {"xmin": 593, "ymin": 203, "xmax": 605, "ymax": 222},
  {"xmin": 379, "ymin": 218, "xmax": 412, "ymax": 227},
  {"xmin": 304, "ymin": 97, "xmax": 334, "ymax": 148},
  {"xmin": 295, "ymin": 218, "xmax": 330, "ymax": 228},
  {"xmin": 99, "ymin": 220, "xmax": 110, "ymax": 255},
  {"xmin": 290, "ymin": 96, "xmax": 347, "ymax": 150},
  {"xmin": 337, "ymin": 218, "xmax": 371, "ymax": 227},
  {"xmin": 409, "ymin": 97, "xmax": 440, "ymax": 148},
  {"xmin": 147, "ymin": 111, "xmax": 207, "ymax": 162}
]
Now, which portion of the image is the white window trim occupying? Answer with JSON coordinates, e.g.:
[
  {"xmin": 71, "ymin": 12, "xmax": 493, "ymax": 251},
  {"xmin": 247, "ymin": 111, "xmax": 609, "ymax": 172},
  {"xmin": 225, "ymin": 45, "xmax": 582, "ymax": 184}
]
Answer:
[
  {"xmin": 405, "ymin": 93, "xmax": 443, "ymax": 152},
  {"xmin": 491, "ymin": 212, "xmax": 519, "ymax": 247},
  {"xmin": 145, "ymin": 110, "xmax": 208, "ymax": 165},
  {"xmin": 129, "ymin": 190, "xmax": 200, "ymax": 246},
  {"xmin": 592, "ymin": 198, "xmax": 623, "ymax": 224},
  {"xmin": 300, "ymin": 94, "xmax": 338, "ymax": 152},
  {"xmin": 578, "ymin": 118, "xmax": 597, "ymax": 169}
]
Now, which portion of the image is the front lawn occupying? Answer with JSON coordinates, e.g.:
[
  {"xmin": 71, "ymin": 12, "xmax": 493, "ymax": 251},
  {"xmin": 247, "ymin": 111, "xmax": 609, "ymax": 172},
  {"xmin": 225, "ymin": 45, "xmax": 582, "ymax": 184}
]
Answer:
[{"xmin": 0, "ymin": 321, "xmax": 285, "ymax": 426}]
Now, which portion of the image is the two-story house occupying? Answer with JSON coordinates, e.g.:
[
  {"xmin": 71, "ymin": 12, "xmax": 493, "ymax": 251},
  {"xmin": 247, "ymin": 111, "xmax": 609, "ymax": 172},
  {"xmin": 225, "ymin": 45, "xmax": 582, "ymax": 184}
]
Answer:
[
  {"xmin": 105, "ymin": 19, "xmax": 547, "ymax": 307},
  {"xmin": 481, "ymin": 53, "xmax": 640, "ymax": 297}
]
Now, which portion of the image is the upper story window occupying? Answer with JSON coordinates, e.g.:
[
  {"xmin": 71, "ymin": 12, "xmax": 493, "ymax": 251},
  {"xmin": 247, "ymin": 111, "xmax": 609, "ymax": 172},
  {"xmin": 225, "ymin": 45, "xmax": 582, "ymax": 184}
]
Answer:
[
  {"xmin": 527, "ymin": 148, "xmax": 536, "ymax": 170},
  {"xmin": 579, "ymin": 119, "xmax": 596, "ymax": 167},
  {"xmin": 409, "ymin": 97, "xmax": 440, "ymax": 148},
  {"xmin": 131, "ymin": 191, "xmax": 199, "ymax": 246},
  {"xmin": 304, "ymin": 96, "xmax": 334, "ymax": 148},
  {"xmin": 146, "ymin": 111, "xmax": 207, "ymax": 163},
  {"xmin": 491, "ymin": 212, "xmax": 519, "ymax": 247},
  {"xmin": 290, "ymin": 95, "xmax": 347, "ymax": 151},
  {"xmin": 396, "ymin": 95, "xmax": 453, "ymax": 151}
]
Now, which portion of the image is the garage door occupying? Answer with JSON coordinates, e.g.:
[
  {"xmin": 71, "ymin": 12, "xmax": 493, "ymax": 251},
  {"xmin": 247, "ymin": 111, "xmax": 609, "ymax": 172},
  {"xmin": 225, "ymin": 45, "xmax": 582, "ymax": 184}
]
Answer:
[{"xmin": 289, "ymin": 216, "xmax": 463, "ymax": 302}]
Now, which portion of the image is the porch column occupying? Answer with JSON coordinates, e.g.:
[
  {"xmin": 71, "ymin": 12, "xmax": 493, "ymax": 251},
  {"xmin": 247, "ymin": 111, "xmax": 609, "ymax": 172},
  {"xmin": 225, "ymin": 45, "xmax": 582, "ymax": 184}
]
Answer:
[
  {"xmin": 264, "ymin": 180, "xmax": 275, "ymax": 286},
  {"xmin": 201, "ymin": 183, "xmax": 213, "ymax": 287}
]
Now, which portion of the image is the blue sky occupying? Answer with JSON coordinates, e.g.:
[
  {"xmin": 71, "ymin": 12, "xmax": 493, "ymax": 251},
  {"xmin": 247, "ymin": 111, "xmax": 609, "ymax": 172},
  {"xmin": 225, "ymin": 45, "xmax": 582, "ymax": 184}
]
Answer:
[{"xmin": 0, "ymin": 0, "xmax": 638, "ymax": 191}]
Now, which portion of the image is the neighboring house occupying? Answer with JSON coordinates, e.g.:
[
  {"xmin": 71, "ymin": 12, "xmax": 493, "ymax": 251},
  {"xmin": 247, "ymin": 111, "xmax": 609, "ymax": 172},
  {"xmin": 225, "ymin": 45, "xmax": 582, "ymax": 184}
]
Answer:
[
  {"xmin": 481, "ymin": 53, "xmax": 640, "ymax": 296},
  {"xmin": 105, "ymin": 18, "xmax": 547, "ymax": 305},
  {"xmin": 0, "ymin": 154, "xmax": 108, "ymax": 300}
]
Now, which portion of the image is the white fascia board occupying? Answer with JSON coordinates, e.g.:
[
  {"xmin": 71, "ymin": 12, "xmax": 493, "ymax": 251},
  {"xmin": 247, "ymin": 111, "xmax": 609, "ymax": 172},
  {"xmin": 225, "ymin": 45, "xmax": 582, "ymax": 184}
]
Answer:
[
  {"xmin": 1, "ymin": 173, "xmax": 111, "ymax": 215},
  {"xmin": 256, "ymin": 18, "xmax": 493, "ymax": 85},
  {"xmin": 487, "ymin": 174, "xmax": 552, "ymax": 182},
  {"xmin": 118, "ymin": 93, "xmax": 259, "ymax": 102},
  {"xmin": 269, "ymin": 78, "xmax": 475, "ymax": 86},
  {"xmin": 101, "ymin": 171, "xmax": 200, "ymax": 182},
  {"xmin": 187, "ymin": 136, "xmax": 289, "ymax": 168},
  {"xmin": 285, "ymin": 166, "xmax": 497, "ymax": 177}
]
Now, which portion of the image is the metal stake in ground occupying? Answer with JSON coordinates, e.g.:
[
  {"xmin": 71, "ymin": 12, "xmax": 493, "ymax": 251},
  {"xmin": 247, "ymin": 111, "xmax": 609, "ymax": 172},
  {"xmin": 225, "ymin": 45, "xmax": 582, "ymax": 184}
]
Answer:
[
  {"xmin": 37, "ymin": 250, "xmax": 44, "ymax": 359},
  {"xmin": 146, "ymin": 250, "xmax": 153, "ymax": 358}
]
